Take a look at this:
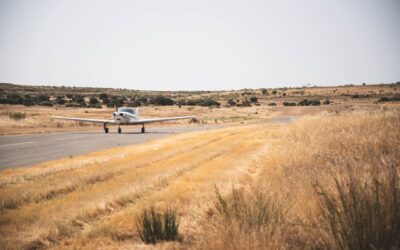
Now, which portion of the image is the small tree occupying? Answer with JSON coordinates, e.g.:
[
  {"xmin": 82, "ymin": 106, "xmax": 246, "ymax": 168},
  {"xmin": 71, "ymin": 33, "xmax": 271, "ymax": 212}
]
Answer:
[
  {"xmin": 37, "ymin": 94, "xmax": 49, "ymax": 102},
  {"xmin": 55, "ymin": 98, "xmax": 66, "ymax": 105},
  {"xmin": 89, "ymin": 97, "xmax": 99, "ymax": 105},
  {"xmin": 261, "ymin": 88, "xmax": 268, "ymax": 95},
  {"xmin": 150, "ymin": 96, "xmax": 174, "ymax": 106},
  {"xmin": 99, "ymin": 93, "xmax": 108, "ymax": 100},
  {"xmin": 249, "ymin": 96, "xmax": 258, "ymax": 103},
  {"xmin": 23, "ymin": 97, "xmax": 34, "ymax": 106},
  {"xmin": 227, "ymin": 99, "xmax": 236, "ymax": 106}
]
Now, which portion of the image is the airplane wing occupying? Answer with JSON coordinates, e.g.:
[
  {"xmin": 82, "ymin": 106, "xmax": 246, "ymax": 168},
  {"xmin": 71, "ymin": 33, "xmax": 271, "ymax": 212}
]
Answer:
[
  {"xmin": 130, "ymin": 116, "xmax": 196, "ymax": 124},
  {"xmin": 50, "ymin": 116, "xmax": 117, "ymax": 124}
]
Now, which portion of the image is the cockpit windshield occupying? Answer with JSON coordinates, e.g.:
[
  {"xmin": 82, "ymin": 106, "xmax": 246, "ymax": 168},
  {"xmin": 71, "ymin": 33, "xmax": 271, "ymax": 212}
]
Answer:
[{"xmin": 119, "ymin": 108, "xmax": 135, "ymax": 114}]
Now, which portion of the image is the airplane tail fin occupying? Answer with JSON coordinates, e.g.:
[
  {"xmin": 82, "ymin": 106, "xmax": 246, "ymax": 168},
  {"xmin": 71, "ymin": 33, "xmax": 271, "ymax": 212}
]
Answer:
[{"xmin": 135, "ymin": 107, "xmax": 139, "ymax": 118}]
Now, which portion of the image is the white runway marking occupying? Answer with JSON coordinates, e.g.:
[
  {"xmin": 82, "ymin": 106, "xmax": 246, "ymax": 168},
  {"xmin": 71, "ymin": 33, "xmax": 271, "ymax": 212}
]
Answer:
[
  {"xmin": 0, "ymin": 141, "xmax": 34, "ymax": 147},
  {"xmin": 54, "ymin": 136, "xmax": 86, "ymax": 141}
]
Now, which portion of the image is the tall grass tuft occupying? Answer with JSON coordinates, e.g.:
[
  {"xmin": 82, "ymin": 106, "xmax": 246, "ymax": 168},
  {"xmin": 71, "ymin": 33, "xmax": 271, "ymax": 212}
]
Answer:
[
  {"xmin": 8, "ymin": 112, "xmax": 26, "ymax": 120},
  {"xmin": 214, "ymin": 187, "xmax": 288, "ymax": 234},
  {"xmin": 201, "ymin": 186, "xmax": 290, "ymax": 249},
  {"xmin": 315, "ymin": 165, "xmax": 400, "ymax": 250},
  {"xmin": 136, "ymin": 207, "xmax": 180, "ymax": 244}
]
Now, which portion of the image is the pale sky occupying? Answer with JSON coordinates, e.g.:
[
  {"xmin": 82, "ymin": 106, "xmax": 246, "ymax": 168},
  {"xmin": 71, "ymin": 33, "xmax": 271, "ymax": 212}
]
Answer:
[{"xmin": 0, "ymin": 0, "xmax": 399, "ymax": 90}]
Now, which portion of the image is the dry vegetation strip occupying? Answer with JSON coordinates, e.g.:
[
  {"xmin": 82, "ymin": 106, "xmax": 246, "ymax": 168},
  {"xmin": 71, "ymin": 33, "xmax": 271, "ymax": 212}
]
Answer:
[
  {"xmin": 0, "ymin": 109, "xmax": 399, "ymax": 249},
  {"xmin": 201, "ymin": 110, "xmax": 400, "ymax": 250}
]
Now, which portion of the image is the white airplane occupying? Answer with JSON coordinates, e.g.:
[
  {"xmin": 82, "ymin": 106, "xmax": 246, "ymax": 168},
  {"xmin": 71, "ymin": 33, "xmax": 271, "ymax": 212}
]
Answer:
[{"xmin": 51, "ymin": 107, "xmax": 195, "ymax": 134}]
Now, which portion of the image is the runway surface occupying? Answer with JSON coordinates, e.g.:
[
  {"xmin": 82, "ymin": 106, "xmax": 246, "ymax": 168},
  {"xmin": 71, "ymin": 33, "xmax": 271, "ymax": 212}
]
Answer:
[
  {"xmin": 0, "ymin": 125, "xmax": 220, "ymax": 169},
  {"xmin": 0, "ymin": 116, "xmax": 296, "ymax": 170}
]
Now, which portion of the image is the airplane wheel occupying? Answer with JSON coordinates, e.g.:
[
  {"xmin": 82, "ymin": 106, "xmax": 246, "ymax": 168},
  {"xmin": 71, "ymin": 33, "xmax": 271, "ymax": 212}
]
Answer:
[
  {"xmin": 104, "ymin": 128, "xmax": 109, "ymax": 133},
  {"xmin": 141, "ymin": 127, "xmax": 145, "ymax": 133},
  {"xmin": 118, "ymin": 127, "xmax": 121, "ymax": 134}
]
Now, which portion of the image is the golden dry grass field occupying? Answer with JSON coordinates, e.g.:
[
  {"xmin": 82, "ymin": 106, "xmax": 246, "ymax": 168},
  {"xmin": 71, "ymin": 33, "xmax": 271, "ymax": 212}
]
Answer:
[{"xmin": 0, "ymin": 105, "xmax": 399, "ymax": 249}]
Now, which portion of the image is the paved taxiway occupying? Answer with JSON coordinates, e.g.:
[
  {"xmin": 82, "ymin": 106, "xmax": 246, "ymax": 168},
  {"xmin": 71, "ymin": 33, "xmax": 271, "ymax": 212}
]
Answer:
[{"xmin": 0, "ymin": 125, "xmax": 220, "ymax": 169}]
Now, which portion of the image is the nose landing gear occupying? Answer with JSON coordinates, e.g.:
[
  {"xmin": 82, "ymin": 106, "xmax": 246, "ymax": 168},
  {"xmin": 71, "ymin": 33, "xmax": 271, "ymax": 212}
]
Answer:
[
  {"xmin": 141, "ymin": 124, "xmax": 145, "ymax": 133},
  {"xmin": 118, "ymin": 126, "xmax": 122, "ymax": 134},
  {"xmin": 104, "ymin": 124, "xmax": 109, "ymax": 134}
]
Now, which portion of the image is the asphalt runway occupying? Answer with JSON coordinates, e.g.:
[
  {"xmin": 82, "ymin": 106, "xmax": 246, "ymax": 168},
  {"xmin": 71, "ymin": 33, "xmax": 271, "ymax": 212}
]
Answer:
[
  {"xmin": 0, "ymin": 116, "xmax": 297, "ymax": 170},
  {"xmin": 0, "ymin": 125, "xmax": 220, "ymax": 169}
]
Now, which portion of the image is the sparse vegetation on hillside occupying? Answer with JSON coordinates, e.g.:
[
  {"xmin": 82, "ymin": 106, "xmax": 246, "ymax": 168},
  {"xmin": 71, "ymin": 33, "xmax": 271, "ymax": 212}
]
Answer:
[{"xmin": 1, "ymin": 82, "xmax": 399, "ymax": 108}]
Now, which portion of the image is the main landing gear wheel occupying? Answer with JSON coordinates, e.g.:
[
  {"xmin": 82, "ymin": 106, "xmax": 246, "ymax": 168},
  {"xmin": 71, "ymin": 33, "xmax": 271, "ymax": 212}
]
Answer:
[
  {"xmin": 104, "ymin": 124, "xmax": 109, "ymax": 134},
  {"xmin": 141, "ymin": 125, "xmax": 145, "ymax": 133},
  {"xmin": 118, "ymin": 127, "xmax": 122, "ymax": 134}
]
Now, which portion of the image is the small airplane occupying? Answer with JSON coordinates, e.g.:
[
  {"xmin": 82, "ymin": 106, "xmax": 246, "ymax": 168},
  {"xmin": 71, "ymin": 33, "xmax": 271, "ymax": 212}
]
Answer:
[{"xmin": 51, "ymin": 107, "xmax": 195, "ymax": 134}]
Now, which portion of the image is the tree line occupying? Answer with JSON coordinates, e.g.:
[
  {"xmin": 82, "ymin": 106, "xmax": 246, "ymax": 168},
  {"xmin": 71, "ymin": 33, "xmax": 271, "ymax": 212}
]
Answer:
[{"xmin": 0, "ymin": 93, "xmax": 221, "ymax": 108}]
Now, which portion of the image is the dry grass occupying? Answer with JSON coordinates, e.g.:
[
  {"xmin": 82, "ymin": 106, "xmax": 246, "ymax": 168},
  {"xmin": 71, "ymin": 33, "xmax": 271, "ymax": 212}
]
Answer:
[
  {"xmin": 136, "ymin": 207, "xmax": 180, "ymax": 244},
  {"xmin": 0, "ymin": 108, "xmax": 399, "ymax": 249},
  {"xmin": 204, "ymin": 109, "xmax": 400, "ymax": 249},
  {"xmin": 315, "ymin": 165, "xmax": 400, "ymax": 249}
]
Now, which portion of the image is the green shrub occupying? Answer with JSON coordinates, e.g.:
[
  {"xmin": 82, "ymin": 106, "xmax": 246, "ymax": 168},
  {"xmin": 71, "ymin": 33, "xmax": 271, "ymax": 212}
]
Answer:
[
  {"xmin": 237, "ymin": 99, "xmax": 251, "ymax": 107},
  {"xmin": 0, "ymin": 93, "xmax": 23, "ymax": 104},
  {"xmin": 297, "ymin": 99, "xmax": 321, "ymax": 106},
  {"xmin": 283, "ymin": 102, "xmax": 296, "ymax": 106},
  {"xmin": 136, "ymin": 207, "xmax": 180, "ymax": 244},
  {"xmin": 250, "ymin": 96, "xmax": 258, "ymax": 103},
  {"xmin": 55, "ymin": 98, "xmax": 66, "ymax": 105},
  {"xmin": 315, "ymin": 166, "xmax": 400, "ymax": 250},
  {"xmin": 127, "ymin": 100, "xmax": 141, "ymax": 107},
  {"xmin": 149, "ymin": 96, "xmax": 174, "ymax": 106},
  {"xmin": 378, "ymin": 96, "xmax": 400, "ymax": 102},
  {"xmin": 186, "ymin": 98, "xmax": 220, "ymax": 107},
  {"xmin": 37, "ymin": 94, "xmax": 49, "ymax": 102},
  {"xmin": 227, "ymin": 99, "xmax": 236, "ymax": 106},
  {"xmin": 23, "ymin": 97, "xmax": 34, "ymax": 106},
  {"xmin": 65, "ymin": 102, "xmax": 82, "ymax": 108},
  {"xmin": 99, "ymin": 93, "xmax": 108, "ymax": 100},
  {"xmin": 261, "ymin": 88, "xmax": 268, "ymax": 95},
  {"xmin": 89, "ymin": 97, "xmax": 99, "ymax": 104},
  {"xmin": 88, "ymin": 103, "xmax": 102, "ymax": 108},
  {"xmin": 108, "ymin": 96, "xmax": 126, "ymax": 107},
  {"xmin": 9, "ymin": 112, "xmax": 26, "ymax": 120},
  {"xmin": 102, "ymin": 98, "xmax": 110, "ymax": 105},
  {"xmin": 38, "ymin": 101, "xmax": 53, "ymax": 106}
]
